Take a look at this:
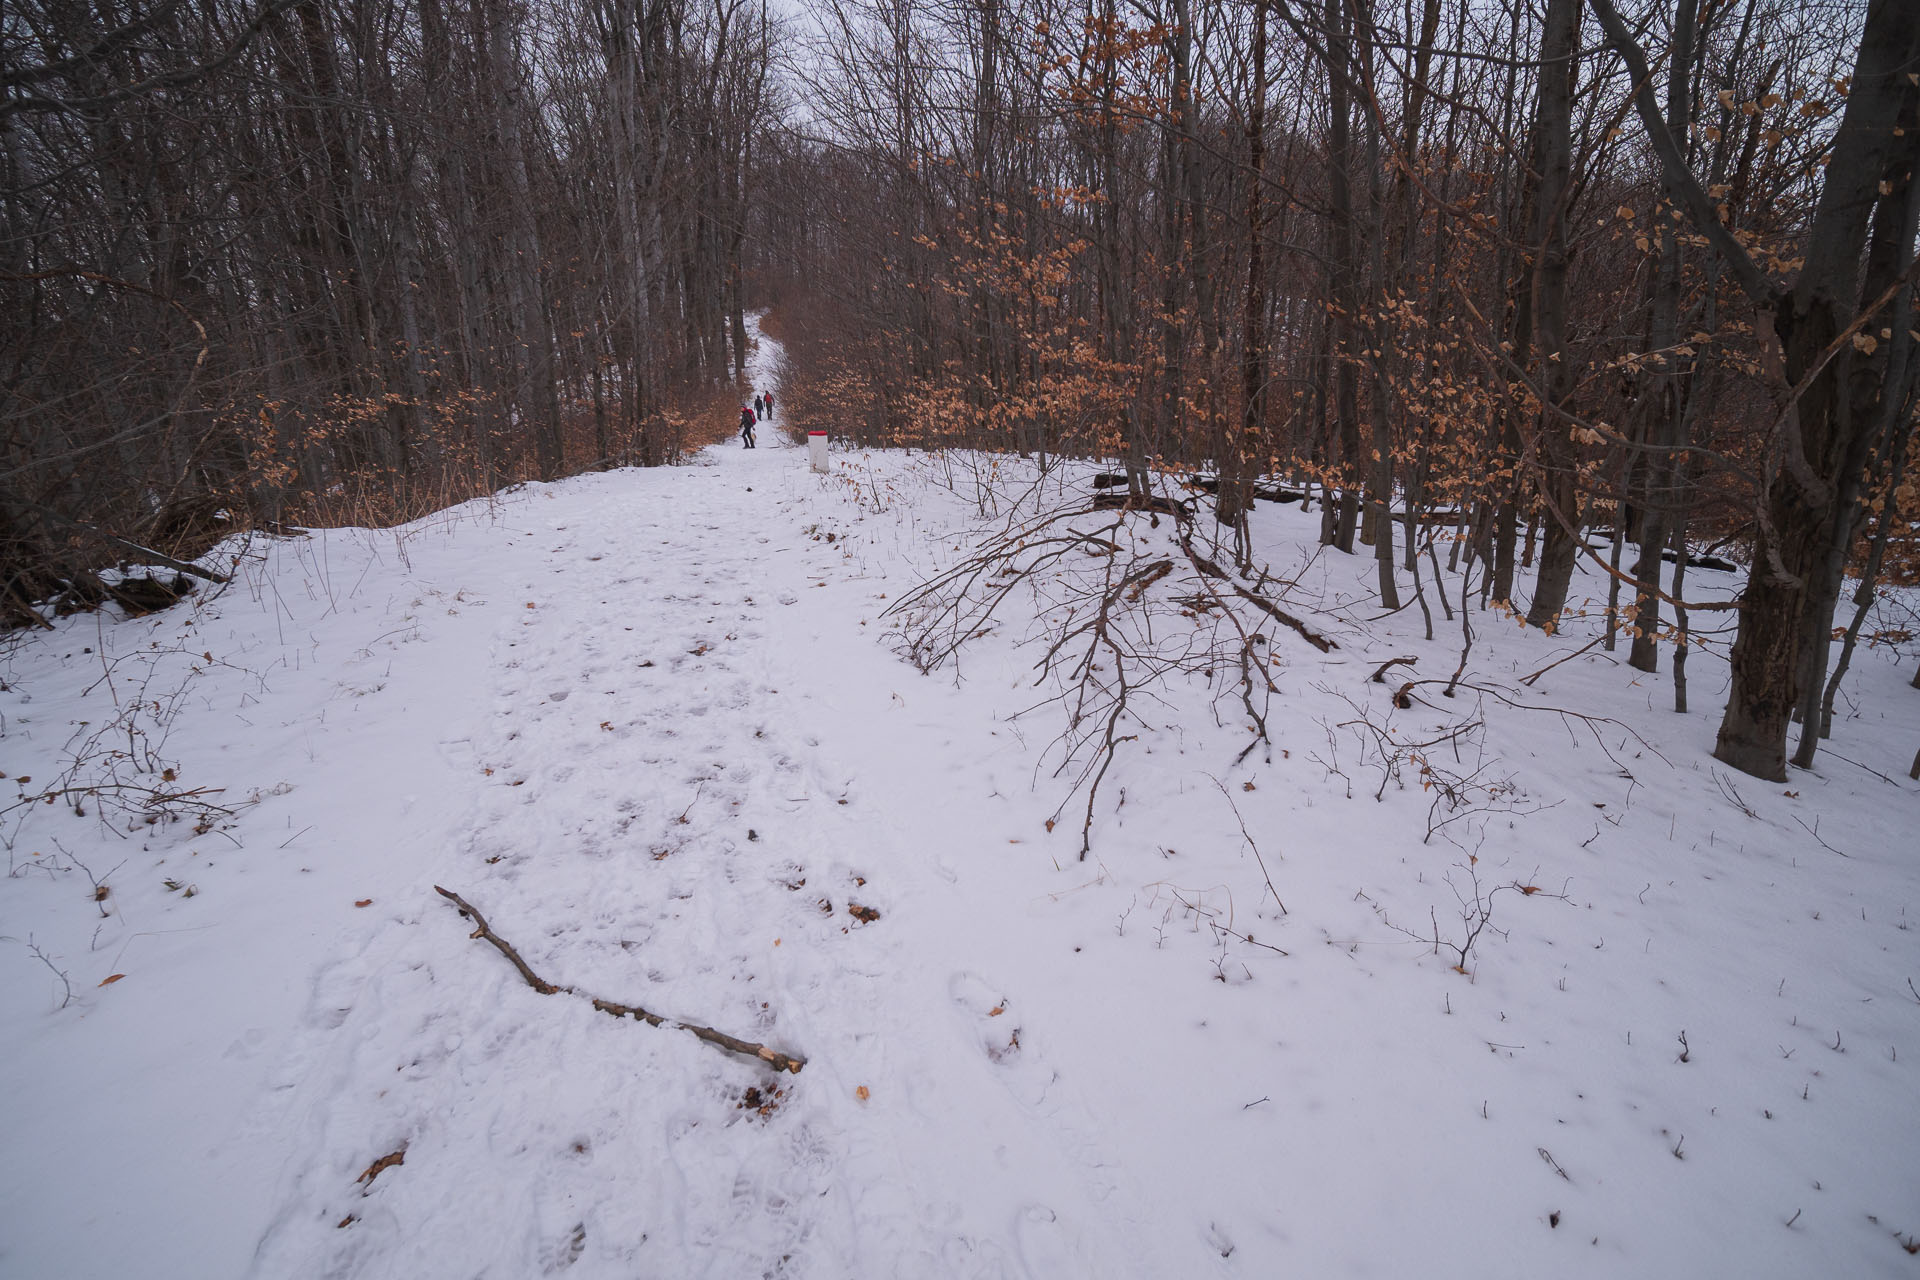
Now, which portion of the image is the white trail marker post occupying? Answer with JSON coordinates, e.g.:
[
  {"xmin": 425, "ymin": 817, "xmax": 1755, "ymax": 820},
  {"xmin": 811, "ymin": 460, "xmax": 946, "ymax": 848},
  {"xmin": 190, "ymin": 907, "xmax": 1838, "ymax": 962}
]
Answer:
[{"xmin": 808, "ymin": 429, "xmax": 828, "ymax": 474}]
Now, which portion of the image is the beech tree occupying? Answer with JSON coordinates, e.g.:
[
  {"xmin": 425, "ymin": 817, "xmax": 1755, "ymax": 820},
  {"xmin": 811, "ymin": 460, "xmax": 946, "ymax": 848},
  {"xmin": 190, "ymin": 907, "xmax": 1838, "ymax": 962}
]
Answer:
[{"xmin": 1594, "ymin": 0, "xmax": 1919, "ymax": 779}]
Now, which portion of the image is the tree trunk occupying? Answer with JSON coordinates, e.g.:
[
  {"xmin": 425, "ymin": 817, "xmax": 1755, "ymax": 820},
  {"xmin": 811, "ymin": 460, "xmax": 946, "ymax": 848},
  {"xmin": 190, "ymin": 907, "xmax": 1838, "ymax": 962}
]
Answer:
[
  {"xmin": 1357, "ymin": 1, "xmax": 1398, "ymax": 608},
  {"xmin": 1522, "ymin": 0, "xmax": 1580, "ymax": 630},
  {"xmin": 1712, "ymin": 2, "xmax": 1920, "ymax": 779},
  {"xmin": 487, "ymin": 0, "xmax": 564, "ymax": 480},
  {"xmin": 1323, "ymin": 0, "xmax": 1361, "ymax": 553},
  {"xmin": 1789, "ymin": 125, "xmax": 1920, "ymax": 766},
  {"xmin": 1627, "ymin": 0, "xmax": 1699, "ymax": 672},
  {"xmin": 1222, "ymin": 0, "xmax": 1266, "ymax": 553}
]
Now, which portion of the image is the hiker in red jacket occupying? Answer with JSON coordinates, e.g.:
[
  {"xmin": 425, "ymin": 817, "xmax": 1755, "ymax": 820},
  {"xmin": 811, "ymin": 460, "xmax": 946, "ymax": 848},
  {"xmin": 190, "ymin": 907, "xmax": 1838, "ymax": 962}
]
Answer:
[{"xmin": 762, "ymin": 389, "xmax": 775, "ymax": 420}]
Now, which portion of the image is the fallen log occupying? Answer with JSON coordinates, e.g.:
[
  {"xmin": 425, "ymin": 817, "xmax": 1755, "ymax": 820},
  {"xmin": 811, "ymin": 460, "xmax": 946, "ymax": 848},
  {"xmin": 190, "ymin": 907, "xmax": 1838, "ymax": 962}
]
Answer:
[
  {"xmin": 1254, "ymin": 485, "xmax": 1309, "ymax": 505},
  {"xmin": 1179, "ymin": 537, "xmax": 1339, "ymax": 653},
  {"xmin": 107, "ymin": 573, "xmax": 196, "ymax": 616},
  {"xmin": 434, "ymin": 885, "xmax": 806, "ymax": 1073},
  {"xmin": 1232, "ymin": 585, "xmax": 1338, "ymax": 653},
  {"xmin": 1672, "ymin": 550, "xmax": 1738, "ymax": 572},
  {"xmin": 1090, "ymin": 491, "xmax": 1192, "ymax": 517},
  {"xmin": 1582, "ymin": 534, "xmax": 1737, "ymax": 573},
  {"xmin": 1179, "ymin": 475, "xmax": 1308, "ymax": 505}
]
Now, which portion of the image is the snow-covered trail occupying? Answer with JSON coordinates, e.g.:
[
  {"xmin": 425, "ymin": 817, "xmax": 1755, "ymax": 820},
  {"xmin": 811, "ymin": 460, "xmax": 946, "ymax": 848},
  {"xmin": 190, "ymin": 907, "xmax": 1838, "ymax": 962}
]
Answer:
[{"xmin": 233, "ymin": 322, "xmax": 1182, "ymax": 1277}]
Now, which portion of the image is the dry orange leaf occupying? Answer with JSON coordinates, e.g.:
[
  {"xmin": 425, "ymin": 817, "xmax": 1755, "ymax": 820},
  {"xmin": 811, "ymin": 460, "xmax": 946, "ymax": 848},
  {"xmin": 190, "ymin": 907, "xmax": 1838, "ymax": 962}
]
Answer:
[
  {"xmin": 98, "ymin": 973, "xmax": 126, "ymax": 987},
  {"xmin": 988, "ymin": 1005, "xmax": 1005, "ymax": 1017},
  {"xmin": 354, "ymin": 898, "xmax": 373, "ymax": 908},
  {"xmin": 855, "ymin": 1086, "xmax": 870, "ymax": 1101},
  {"xmin": 357, "ymin": 1147, "xmax": 406, "ymax": 1186}
]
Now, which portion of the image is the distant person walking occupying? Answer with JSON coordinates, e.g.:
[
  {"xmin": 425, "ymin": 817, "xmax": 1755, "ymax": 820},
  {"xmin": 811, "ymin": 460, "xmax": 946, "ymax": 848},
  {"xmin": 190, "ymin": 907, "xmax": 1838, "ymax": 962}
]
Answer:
[
  {"xmin": 753, "ymin": 393, "xmax": 765, "ymax": 418},
  {"xmin": 739, "ymin": 403, "xmax": 757, "ymax": 449},
  {"xmin": 762, "ymin": 389, "xmax": 774, "ymax": 420}
]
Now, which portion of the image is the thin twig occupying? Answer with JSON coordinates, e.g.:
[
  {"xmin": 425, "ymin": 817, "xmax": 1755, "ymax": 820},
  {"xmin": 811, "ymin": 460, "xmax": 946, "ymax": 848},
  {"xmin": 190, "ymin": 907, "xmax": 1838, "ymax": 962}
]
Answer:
[
  {"xmin": 4, "ymin": 935, "xmax": 74, "ymax": 1009},
  {"xmin": 1210, "ymin": 776, "xmax": 1287, "ymax": 915},
  {"xmin": 434, "ymin": 887, "xmax": 805, "ymax": 1073},
  {"xmin": 1519, "ymin": 634, "xmax": 1609, "ymax": 687},
  {"xmin": 1812, "ymin": 748, "xmax": 1905, "ymax": 788},
  {"xmin": 1790, "ymin": 814, "xmax": 1849, "ymax": 858}
]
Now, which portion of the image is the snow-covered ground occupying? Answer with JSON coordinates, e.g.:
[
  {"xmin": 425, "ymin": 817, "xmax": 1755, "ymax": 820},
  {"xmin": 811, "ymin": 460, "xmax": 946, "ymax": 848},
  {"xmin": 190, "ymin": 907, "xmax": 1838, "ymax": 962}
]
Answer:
[{"xmin": 3, "ymin": 319, "xmax": 1918, "ymax": 1279}]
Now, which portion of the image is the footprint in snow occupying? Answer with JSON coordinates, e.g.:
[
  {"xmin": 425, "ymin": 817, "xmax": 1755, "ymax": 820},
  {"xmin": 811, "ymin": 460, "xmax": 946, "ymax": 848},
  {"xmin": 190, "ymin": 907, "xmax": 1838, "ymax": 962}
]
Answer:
[
  {"xmin": 1014, "ymin": 1205, "xmax": 1086, "ymax": 1277},
  {"xmin": 539, "ymin": 1221, "xmax": 587, "ymax": 1273},
  {"xmin": 949, "ymin": 972, "xmax": 1022, "ymax": 1066}
]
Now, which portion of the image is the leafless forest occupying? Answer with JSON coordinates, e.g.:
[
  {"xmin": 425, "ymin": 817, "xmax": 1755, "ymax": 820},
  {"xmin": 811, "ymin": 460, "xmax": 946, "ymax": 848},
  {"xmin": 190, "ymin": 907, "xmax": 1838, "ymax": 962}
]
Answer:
[{"xmin": 4, "ymin": 0, "xmax": 1916, "ymax": 782}]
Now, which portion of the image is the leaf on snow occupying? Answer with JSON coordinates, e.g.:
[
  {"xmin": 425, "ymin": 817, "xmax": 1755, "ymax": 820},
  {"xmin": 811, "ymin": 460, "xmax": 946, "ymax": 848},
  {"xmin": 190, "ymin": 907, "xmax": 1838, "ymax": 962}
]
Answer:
[{"xmin": 357, "ymin": 1147, "xmax": 406, "ymax": 1189}]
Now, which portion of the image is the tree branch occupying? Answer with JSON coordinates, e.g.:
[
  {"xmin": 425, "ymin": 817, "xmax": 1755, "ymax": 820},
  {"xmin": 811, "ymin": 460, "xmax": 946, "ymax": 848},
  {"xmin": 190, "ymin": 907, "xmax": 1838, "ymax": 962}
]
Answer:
[
  {"xmin": 434, "ymin": 886, "xmax": 806, "ymax": 1073},
  {"xmin": 1588, "ymin": 0, "xmax": 1779, "ymax": 311}
]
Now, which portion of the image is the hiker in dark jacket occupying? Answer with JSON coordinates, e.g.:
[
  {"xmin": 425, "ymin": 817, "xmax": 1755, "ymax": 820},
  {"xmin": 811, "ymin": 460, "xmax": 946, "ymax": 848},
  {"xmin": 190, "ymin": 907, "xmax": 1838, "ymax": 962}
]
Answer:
[
  {"xmin": 753, "ymin": 393, "xmax": 764, "ymax": 417},
  {"xmin": 739, "ymin": 404, "xmax": 757, "ymax": 448}
]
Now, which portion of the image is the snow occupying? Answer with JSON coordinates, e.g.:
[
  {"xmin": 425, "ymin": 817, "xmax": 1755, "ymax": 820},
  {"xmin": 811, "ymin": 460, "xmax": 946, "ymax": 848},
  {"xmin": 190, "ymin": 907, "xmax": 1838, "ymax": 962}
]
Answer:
[{"xmin": 3, "ymin": 317, "xmax": 1918, "ymax": 1278}]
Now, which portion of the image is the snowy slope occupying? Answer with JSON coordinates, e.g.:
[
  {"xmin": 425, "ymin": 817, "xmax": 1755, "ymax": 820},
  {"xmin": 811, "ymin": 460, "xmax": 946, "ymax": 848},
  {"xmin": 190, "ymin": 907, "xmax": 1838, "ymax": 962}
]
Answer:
[{"xmin": 2, "ymin": 319, "xmax": 1918, "ymax": 1279}]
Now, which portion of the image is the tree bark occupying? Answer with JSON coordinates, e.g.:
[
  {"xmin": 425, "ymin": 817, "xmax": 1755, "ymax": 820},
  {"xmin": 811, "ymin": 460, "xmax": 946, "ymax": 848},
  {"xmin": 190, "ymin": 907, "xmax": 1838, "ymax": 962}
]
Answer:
[
  {"xmin": 1323, "ymin": 0, "xmax": 1362, "ymax": 553},
  {"xmin": 1627, "ymin": 0, "xmax": 1699, "ymax": 672},
  {"xmin": 1712, "ymin": 1, "xmax": 1920, "ymax": 778},
  {"xmin": 1223, "ymin": 0, "xmax": 1267, "ymax": 562},
  {"xmin": 1522, "ymin": 0, "xmax": 1580, "ymax": 630}
]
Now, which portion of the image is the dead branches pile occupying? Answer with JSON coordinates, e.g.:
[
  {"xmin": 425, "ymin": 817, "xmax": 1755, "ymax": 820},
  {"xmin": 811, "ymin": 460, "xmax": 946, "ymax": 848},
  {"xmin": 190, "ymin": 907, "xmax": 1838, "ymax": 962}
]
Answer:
[
  {"xmin": 2, "ymin": 641, "xmax": 234, "ymax": 850},
  {"xmin": 885, "ymin": 487, "xmax": 1342, "ymax": 858},
  {"xmin": 1313, "ymin": 690, "xmax": 1535, "ymax": 844}
]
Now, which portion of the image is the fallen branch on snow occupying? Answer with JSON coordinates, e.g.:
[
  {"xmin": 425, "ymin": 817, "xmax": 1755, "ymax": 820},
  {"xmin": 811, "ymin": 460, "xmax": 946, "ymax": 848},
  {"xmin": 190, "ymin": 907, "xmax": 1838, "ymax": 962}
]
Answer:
[
  {"xmin": 433, "ymin": 886, "xmax": 805, "ymax": 1073},
  {"xmin": 1369, "ymin": 655, "xmax": 1417, "ymax": 684},
  {"xmin": 1179, "ymin": 535, "xmax": 1338, "ymax": 653}
]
